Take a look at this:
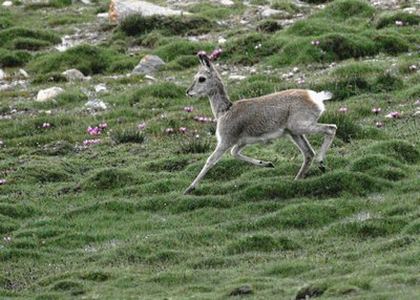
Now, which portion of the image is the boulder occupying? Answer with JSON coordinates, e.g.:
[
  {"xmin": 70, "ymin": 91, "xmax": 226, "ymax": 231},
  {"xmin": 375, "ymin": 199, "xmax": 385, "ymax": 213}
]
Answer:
[
  {"xmin": 132, "ymin": 55, "xmax": 165, "ymax": 75},
  {"xmin": 109, "ymin": 0, "xmax": 185, "ymax": 23},
  {"xmin": 36, "ymin": 87, "xmax": 64, "ymax": 102},
  {"xmin": 2, "ymin": 1, "xmax": 12, "ymax": 7},
  {"xmin": 62, "ymin": 69, "xmax": 87, "ymax": 82}
]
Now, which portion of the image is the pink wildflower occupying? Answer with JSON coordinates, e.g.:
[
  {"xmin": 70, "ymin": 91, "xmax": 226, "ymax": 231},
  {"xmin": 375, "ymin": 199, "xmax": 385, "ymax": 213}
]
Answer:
[
  {"xmin": 138, "ymin": 122, "xmax": 146, "ymax": 130},
  {"xmin": 311, "ymin": 40, "xmax": 320, "ymax": 46},
  {"xmin": 209, "ymin": 48, "xmax": 223, "ymax": 61},
  {"xmin": 0, "ymin": 179, "xmax": 6, "ymax": 185},
  {"xmin": 42, "ymin": 122, "xmax": 51, "ymax": 129},
  {"xmin": 3, "ymin": 236, "xmax": 12, "ymax": 242},
  {"xmin": 184, "ymin": 106, "xmax": 194, "ymax": 113},
  {"xmin": 395, "ymin": 20, "xmax": 403, "ymax": 26},
  {"xmin": 375, "ymin": 121, "xmax": 384, "ymax": 128},
  {"xmin": 371, "ymin": 107, "xmax": 381, "ymax": 114},
  {"xmin": 338, "ymin": 107, "xmax": 348, "ymax": 113},
  {"xmin": 408, "ymin": 65, "xmax": 417, "ymax": 72},
  {"xmin": 179, "ymin": 127, "xmax": 187, "ymax": 133},
  {"xmin": 385, "ymin": 111, "xmax": 401, "ymax": 119},
  {"xmin": 87, "ymin": 126, "xmax": 101, "ymax": 136},
  {"xmin": 98, "ymin": 122, "xmax": 108, "ymax": 129}
]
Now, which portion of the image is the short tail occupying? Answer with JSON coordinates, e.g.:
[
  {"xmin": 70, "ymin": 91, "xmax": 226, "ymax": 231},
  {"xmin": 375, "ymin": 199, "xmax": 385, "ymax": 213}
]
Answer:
[{"xmin": 318, "ymin": 91, "xmax": 333, "ymax": 101}]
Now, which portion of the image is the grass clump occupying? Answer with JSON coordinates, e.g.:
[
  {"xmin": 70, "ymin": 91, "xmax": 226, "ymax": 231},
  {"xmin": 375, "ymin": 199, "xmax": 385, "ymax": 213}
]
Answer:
[
  {"xmin": 318, "ymin": 33, "xmax": 376, "ymax": 60},
  {"xmin": 376, "ymin": 12, "xmax": 420, "ymax": 29},
  {"xmin": 0, "ymin": 48, "xmax": 31, "ymax": 67},
  {"xmin": 28, "ymin": 45, "xmax": 132, "ymax": 75},
  {"xmin": 257, "ymin": 19, "xmax": 283, "ymax": 33},
  {"xmin": 110, "ymin": 128, "xmax": 145, "ymax": 144},
  {"xmin": 178, "ymin": 136, "xmax": 211, "ymax": 154},
  {"xmin": 119, "ymin": 14, "xmax": 213, "ymax": 36},
  {"xmin": 319, "ymin": 112, "xmax": 364, "ymax": 142},
  {"xmin": 128, "ymin": 82, "xmax": 185, "ymax": 104},
  {"xmin": 0, "ymin": 27, "xmax": 60, "ymax": 49},
  {"xmin": 25, "ymin": 0, "xmax": 72, "ymax": 9},
  {"xmin": 364, "ymin": 140, "xmax": 420, "ymax": 164},
  {"xmin": 317, "ymin": 0, "xmax": 375, "ymax": 20},
  {"xmin": 153, "ymin": 39, "xmax": 214, "ymax": 62},
  {"xmin": 11, "ymin": 162, "xmax": 71, "ymax": 184}
]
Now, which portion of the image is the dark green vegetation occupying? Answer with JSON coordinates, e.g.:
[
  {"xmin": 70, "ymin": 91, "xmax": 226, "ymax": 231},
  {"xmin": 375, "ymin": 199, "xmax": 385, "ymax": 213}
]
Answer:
[{"xmin": 1, "ymin": 0, "xmax": 420, "ymax": 299}]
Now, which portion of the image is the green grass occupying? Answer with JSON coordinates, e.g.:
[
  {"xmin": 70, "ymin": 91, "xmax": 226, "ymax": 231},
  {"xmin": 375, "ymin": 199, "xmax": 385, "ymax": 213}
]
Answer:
[{"xmin": 1, "ymin": 0, "xmax": 420, "ymax": 299}]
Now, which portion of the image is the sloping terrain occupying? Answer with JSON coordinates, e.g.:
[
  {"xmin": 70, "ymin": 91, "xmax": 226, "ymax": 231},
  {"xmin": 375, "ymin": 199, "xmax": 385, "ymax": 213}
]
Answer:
[{"xmin": 0, "ymin": 0, "xmax": 419, "ymax": 299}]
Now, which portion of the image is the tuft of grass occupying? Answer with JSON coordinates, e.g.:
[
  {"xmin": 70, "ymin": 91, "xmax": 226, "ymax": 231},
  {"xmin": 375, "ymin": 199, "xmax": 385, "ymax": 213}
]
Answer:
[
  {"xmin": 0, "ymin": 27, "xmax": 60, "ymax": 49},
  {"xmin": 364, "ymin": 140, "xmax": 420, "ymax": 164},
  {"xmin": 319, "ymin": 112, "xmax": 365, "ymax": 142},
  {"xmin": 128, "ymin": 82, "xmax": 185, "ymax": 104},
  {"xmin": 317, "ymin": 0, "xmax": 375, "ymax": 20},
  {"xmin": 178, "ymin": 136, "xmax": 211, "ymax": 154},
  {"xmin": 119, "ymin": 14, "xmax": 213, "ymax": 36},
  {"xmin": 24, "ymin": 0, "xmax": 72, "ymax": 9},
  {"xmin": 153, "ymin": 39, "xmax": 214, "ymax": 63},
  {"xmin": 257, "ymin": 19, "xmax": 283, "ymax": 33},
  {"xmin": 0, "ymin": 48, "xmax": 31, "ymax": 67},
  {"xmin": 110, "ymin": 128, "xmax": 145, "ymax": 145}
]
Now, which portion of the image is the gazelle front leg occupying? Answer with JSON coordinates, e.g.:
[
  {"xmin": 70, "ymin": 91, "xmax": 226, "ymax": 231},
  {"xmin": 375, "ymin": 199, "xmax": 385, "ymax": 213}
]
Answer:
[{"xmin": 184, "ymin": 145, "xmax": 229, "ymax": 194}]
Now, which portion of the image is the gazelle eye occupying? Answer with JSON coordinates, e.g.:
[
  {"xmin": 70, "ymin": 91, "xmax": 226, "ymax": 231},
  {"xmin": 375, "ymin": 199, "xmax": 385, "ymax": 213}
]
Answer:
[{"xmin": 198, "ymin": 77, "xmax": 206, "ymax": 83}]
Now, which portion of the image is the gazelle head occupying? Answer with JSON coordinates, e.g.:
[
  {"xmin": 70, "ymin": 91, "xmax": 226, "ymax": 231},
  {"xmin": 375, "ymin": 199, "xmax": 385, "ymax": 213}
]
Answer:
[{"xmin": 186, "ymin": 50, "xmax": 223, "ymax": 98}]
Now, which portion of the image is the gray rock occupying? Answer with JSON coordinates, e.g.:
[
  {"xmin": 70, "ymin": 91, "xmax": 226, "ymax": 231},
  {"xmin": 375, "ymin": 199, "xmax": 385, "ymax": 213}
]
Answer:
[
  {"xmin": 2, "ymin": 1, "xmax": 12, "ymax": 7},
  {"xmin": 36, "ymin": 87, "xmax": 64, "ymax": 102},
  {"xmin": 85, "ymin": 99, "xmax": 107, "ymax": 110},
  {"xmin": 109, "ymin": 0, "xmax": 186, "ymax": 23},
  {"xmin": 94, "ymin": 83, "xmax": 107, "ymax": 93},
  {"xmin": 260, "ymin": 7, "xmax": 284, "ymax": 18},
  {"xmin": 0, "ymin": 69, "xmax": 5, "ymax": 80},
  {"xmin": 132, "ymin": 55, "xmax": 165, "ymax": 75},
  {"xmin": 62, "ymin": 69, "xmax": 87, "ymax": 82}
]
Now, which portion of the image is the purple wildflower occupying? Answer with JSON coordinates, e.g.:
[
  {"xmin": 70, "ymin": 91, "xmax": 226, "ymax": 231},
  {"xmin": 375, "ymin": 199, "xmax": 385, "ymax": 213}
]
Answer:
[
  {"xmin": 371, "ymin": 107, "xmax": 381, "ymax": 114},
  {"xmin": 385, "ymin": 111, "xmax": 401, "ymax": 119},
  {"xmin": 338, "ymin": 107, "xmax": 348, "ymax": 113},
  {"xmin": 184, "ymin": 106, "xmax": 194, "ymax": 113}
]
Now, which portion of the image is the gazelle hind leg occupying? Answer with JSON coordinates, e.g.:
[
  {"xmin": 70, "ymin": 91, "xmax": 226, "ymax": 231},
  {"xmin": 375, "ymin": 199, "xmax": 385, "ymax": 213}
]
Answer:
[
  {"xmin": 288, "ymin": 122, "xmax": 336, "ymax": 172},
  {"xmin": 290, "ymin": 134, "xmax": 315, "ymax": 179},
  {"xmin": 231, "ymin": 144, "xmax": 274, "ymax": 168}
]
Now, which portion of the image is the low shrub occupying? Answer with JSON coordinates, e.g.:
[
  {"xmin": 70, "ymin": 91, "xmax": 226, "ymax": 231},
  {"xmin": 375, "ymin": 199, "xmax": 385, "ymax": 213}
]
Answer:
[
  {"xmin": 257, "ymin": 19, "xmax": 283, "ymax": 33},
  {"xmin": 11, "ymin": 37, "xmax": 51, "ymax": 50},
  {"xmin": 317, "ymin": 0, "xmax": 375, "ymax": 20},
  {"xmin": 0, "ymin": 27, "xmax": 60, "ymax": 48},
  {"xmin": 110, "ymin": 128, "xmax": 145, "ymax": 144},
  {"xmin": 153, "ymin": 39, "xmax": 214, "ymax": 62}
]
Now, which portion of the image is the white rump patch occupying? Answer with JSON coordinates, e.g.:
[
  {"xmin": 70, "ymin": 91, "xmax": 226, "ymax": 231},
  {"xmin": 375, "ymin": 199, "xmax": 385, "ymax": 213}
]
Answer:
[{"xmin": 307, "ymin": 90, "xmax": 333, "ymax": 113}]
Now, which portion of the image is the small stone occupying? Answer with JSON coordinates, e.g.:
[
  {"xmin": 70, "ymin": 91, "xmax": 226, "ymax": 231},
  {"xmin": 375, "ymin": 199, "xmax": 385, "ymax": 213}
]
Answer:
[
  {"xmin": 229, "ymin": 75, "xmax": 246, "ymax": 81},
  {"xmin": 36, "ymin": 87, "xmax": 64, "ymax": 102},
  {"xmin": 219, "ymin": 0, "xmax": 234, "ymax": 6},
  {"xmin": 0, "ymin": 69, "xmax": 5, "ymax": 80},
  {"xmin": 132, "ymin": 55, "xmax": 165, "ymax": 75},
  {"xmin": 62, "ymin": 69, "xmax": 87, "ymax": 82},
  {"xmin": 229, "ymin": 285, "xmax": 253, "ymax": 296},
  {"xmin": 292, "ymin": 67, "xmax": 299, "ymax": 73},
  {"xmin": 260, "ymin": 8, "xmax": 283, "ymax": 18},
  {"xmin": 97, "ymin": 12, "xmax": 109, "ymax": 18},
  {"xmin": 144, "ymin": 75, "xmax": 156, "ymax": 81},
  {"xmin": 218, "ymin": 37, "xmax": 227, "ymax": 45},
  {"xmin": 94, "ymin": 83, "xmax": 107, "ymax": 93},
  {"xmin": 19, "ymin": 69, "xmax": 29, "ymax": 78},
  {"xmin": 2, "ymin": 1, "xmax": 12, "ymax": 6},
  {"xmin": 85, "ymin": 99, "xmax": 107, "ymax": 110}
]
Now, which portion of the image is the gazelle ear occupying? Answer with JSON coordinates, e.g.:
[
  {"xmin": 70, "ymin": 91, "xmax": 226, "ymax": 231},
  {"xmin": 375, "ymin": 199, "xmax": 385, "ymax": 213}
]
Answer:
[{"xmin": 197, "ymin": 51, "xmax": 211, "ymax": 68}]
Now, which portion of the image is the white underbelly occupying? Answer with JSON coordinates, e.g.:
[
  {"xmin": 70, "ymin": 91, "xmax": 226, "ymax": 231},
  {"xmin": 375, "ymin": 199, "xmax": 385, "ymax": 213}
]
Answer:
[{"xmin": 242, "ymin": 129, "xmax": 285, "ymax": 144}]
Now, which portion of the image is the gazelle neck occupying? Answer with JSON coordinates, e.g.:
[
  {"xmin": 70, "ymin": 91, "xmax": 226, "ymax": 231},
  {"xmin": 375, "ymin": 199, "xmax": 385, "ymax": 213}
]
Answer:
[{"xmin": 208, "ymin": 81, "xmax": 232, "ymax": 119}]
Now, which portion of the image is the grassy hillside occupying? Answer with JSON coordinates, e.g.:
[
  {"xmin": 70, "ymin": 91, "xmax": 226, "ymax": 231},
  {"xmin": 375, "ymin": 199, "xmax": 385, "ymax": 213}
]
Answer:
[{"xmin": 0, "ymin": 0, "xmax": 419, "ymax": 299}]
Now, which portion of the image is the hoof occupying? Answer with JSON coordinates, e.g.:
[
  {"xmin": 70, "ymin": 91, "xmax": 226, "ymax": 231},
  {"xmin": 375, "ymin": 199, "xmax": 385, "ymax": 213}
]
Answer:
[
  {"xmin": 319, "ymin": 161, "xmax": 326, "ymax": 173},
  {"xmin": 184, "ymin": 186, "xmax": 195, "ymax": 195},
  {"xmin": 266, "ymin": 162, "xmax": 275, "ymax": 168}
]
